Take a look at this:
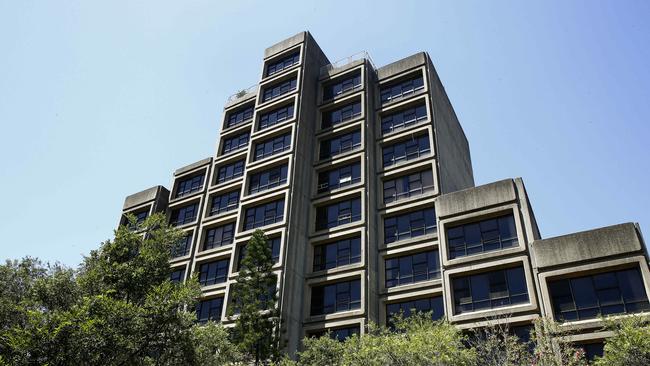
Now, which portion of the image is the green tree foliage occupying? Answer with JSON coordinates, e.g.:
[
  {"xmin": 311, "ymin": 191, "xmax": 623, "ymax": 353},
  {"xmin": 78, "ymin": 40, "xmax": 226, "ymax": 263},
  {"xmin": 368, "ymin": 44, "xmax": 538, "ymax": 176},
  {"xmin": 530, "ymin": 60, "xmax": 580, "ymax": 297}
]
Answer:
[
  {"xmin": 530, "ymin": 318, "xmax": 587, "ymax": 366},
  {"xmin": 284, "ymin": 314, "xmax": 476, "ymax": 366},
  {"xmin": 229, "ymin": 229, "xmax": 281, "ymax": 365},
  {"xmin": 467, "ymin": 321, "xmax": 531, "ymax": 366},
  {"xmin": 0, "ymin": 213, "xmax": 239, "ymax": 366},
  {"xmin": 594, "ymin": 316, "xmax": 650, "ymax": 366}
]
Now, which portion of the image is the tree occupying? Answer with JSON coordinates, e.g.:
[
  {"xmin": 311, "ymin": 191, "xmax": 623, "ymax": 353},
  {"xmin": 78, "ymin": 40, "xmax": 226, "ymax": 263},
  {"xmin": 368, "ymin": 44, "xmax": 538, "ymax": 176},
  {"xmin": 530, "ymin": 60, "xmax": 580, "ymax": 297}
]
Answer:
[
  {"xmin": 467, "ymin": 321, "xmax": 531, "ymax": 366},
  {"xmin": 594, "ymin": 316, "xmax": 650, "ymax": 366},
  {"xmin": 0, "ymin": 213, "xmax": 240, "ymax": 366},
  {"xmin": 229, "ymin": 229, "xmax": 281, "ymax": 365},
  {"xmin": 529, "ymin": 318, "xmax": 587, "ymax": 366},
  {"xmin": 285, "ymin": 314, "xmax": 476, "ymax": 366}
]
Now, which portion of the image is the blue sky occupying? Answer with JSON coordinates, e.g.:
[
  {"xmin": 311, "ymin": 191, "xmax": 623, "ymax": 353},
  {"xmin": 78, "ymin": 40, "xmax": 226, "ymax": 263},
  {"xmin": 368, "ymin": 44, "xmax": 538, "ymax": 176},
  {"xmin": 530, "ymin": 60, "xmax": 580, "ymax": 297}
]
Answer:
[{"xmin": 1, "ymin": 0, "xmax": 648, "ymax": 266}]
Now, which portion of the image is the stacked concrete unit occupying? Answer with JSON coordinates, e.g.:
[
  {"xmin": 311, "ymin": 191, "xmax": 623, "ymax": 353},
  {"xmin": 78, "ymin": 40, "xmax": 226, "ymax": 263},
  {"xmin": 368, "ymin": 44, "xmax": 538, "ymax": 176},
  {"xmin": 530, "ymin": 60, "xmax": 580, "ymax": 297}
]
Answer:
[{"xmin": 119, "ymin": 32, "xmax": 650, "ymax": 359}]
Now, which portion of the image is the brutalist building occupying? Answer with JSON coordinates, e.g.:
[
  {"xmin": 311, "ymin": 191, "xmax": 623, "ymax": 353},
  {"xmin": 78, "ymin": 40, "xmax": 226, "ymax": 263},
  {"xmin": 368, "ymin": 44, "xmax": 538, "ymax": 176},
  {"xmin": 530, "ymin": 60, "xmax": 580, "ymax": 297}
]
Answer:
[{"xmin": 118, "ymin": 32, "xmax": 650, "ymax": 359}]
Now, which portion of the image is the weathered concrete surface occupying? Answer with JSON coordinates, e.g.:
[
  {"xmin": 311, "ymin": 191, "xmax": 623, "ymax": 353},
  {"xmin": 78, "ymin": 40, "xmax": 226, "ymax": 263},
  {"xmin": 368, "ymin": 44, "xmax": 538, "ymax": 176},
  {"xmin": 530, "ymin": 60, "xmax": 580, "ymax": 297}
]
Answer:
[
  {"xmin": 174, "ymin": 157, "xmax": 212, "ymax": 176},
  {"xmin": 123, "ymin": 186, "xmax": 168, "ymax": 210},
  {"xmin": 436, "ymin": 179, "xmax": 516, "ymax": 218},
  {"xmin": 532, "ymin": 223, "xmax": 643, "ymax": 268},
  {"xmin": 377, "ymin": 52, "xmax": 426, "ymax": 80}
]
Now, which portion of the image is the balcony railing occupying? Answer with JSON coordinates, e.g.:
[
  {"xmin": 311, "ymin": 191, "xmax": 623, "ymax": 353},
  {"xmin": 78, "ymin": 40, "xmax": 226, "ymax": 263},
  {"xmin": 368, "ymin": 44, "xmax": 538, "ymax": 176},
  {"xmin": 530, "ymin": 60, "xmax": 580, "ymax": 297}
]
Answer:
[
  {"xmin": 226, "ymin": 84, "xmax": 258, "ymax": 104},
  {"xmin": 320, "ymin": 51, "xmax": 376, "ymax": 75}
]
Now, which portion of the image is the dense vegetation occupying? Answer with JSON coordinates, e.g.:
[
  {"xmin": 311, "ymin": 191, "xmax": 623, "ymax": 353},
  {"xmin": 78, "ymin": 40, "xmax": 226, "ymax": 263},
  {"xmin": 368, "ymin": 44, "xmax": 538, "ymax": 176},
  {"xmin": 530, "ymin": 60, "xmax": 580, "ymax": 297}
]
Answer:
[{"xmin": 0, "ymin": 213, "xmax": 648, "ymax": 365}]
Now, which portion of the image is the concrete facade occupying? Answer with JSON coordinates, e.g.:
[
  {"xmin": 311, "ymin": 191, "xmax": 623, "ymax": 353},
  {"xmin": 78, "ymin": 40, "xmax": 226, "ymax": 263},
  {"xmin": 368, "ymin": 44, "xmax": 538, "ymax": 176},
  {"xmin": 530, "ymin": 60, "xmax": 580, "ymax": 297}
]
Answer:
[{"xmin": 118, "ymin": 32, "xmax": 650, "ymax": 358}]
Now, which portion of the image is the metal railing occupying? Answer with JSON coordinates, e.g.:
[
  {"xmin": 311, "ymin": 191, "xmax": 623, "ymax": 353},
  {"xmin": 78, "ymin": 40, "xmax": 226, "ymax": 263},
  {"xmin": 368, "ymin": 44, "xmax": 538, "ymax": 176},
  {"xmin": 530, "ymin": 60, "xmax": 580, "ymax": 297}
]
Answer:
[
  {"xmin": 320, "ymin": 51, "xmax": 376, "ymax": 75},
  {"xmin": 226, "ymin": 84, "xmax": 258, "ymax": 104}
]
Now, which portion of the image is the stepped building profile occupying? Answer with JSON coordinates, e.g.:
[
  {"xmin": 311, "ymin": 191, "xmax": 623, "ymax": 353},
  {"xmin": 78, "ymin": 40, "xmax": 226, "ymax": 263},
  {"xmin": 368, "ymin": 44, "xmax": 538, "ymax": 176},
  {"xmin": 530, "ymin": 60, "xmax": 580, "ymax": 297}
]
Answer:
[{"xmin": 119, "ymin": 32, "xmax": 650, "ymax": 359}]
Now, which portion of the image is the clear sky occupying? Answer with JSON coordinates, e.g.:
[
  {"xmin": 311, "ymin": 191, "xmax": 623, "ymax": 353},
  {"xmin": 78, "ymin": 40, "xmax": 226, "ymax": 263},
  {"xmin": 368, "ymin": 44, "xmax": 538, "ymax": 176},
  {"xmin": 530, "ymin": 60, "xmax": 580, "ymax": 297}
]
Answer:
[{"xmin": 1, "ymin": 0, "xmax": 648, "ymax": 267}]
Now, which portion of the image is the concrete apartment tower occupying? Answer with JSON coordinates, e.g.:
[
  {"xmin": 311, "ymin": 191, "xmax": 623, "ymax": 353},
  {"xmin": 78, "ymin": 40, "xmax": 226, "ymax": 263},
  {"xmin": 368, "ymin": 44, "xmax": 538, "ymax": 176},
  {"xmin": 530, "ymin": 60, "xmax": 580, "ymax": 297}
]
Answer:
[{"xmin": 119, "ymin": 32, "xmax": 650, "ymax": 360}]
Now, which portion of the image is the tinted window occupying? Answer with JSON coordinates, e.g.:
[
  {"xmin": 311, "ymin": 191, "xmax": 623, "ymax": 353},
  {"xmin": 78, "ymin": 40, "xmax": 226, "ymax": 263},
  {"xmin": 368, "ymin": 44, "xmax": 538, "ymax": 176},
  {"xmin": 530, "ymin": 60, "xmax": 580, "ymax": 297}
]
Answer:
[
  {"xmin": 198, "ymin": 259, "xmax": 229, "ymax": 286},
  {"xmin": 208, "ymin": 191, "xmax": 240, "ymax": 216},
  {"xmin": 170, "ymin": 203, "xmax": 199, "ymax": 226},
  {"xmin": 249, "ymin": 165, "xmax": 288, "ymax": 194},
  {"xmin": 258, "ymin": 105, "xmax": 295, "ymax": 130},
  {"xmin": 317, "ymin": 162, "xmax": 361, "ymax": 193},
  {"xmin": 266, "ymin": 52, "xmax": 300, "ymax": 77},
  {"xmin": 452, "ymin": 266, "xmax": 529, "ymax": 314},
  {"xmin": 447, "ymin": 214, "xmax": 518, "ymax": 259},
  {"xmin": 196, "ymin": 297, "xmax": 224, "ymax": 324},
  {"xmin": 385, "ymin": 250, "xmax": 440, "ymax": 288},
  {"xmin": 216, "ymin": 160, "xmax": 245, "ymax": 184},
  {"xmin": 310, "ymin": 326, "xmax": 360, "ymax": 341},
  {"xmin": 548, "ymin": 267, "xmax": 650, "ymax": 322},
  {"xmin": 315, "ymin": 198, "xmax": 362, "ymax": 230},
  {"xmin": 313, "ymin": 236, "xmax": 362, "ymax": 271},
  {"xmin": 380, "ymin": 75, "xmax": 424, "ymax": 104},
  {"xmin": 202, "ymin": 223, "xmax": 235, "ymax": 251},
  {"xmin": 381, "ymin": 104, "xmax": 427, "ymax": 135},
  {"xmin": 383, "ymin": 170, "xmax": 434, "ymax": 204},
  {"xmin": 226, "ymin": 105, "xmax": 254, "ymax": 129},
  {"xmin": 319, "ymin": 131, "xmax": 362, "ymax": 160},
  {"xmin": 170, "ymin": 268, "xmax": 185, "ymax": 283},
  {"xmin": 221, "ymin": 132, "xmax": 249, "ymax": 155},
  {"xmin": 262, "ymin": 78, "xmax": 297, "ymax": 102},
  {"xmin": 254, "ymin": 133, "xmax": 292, "ymax": 161},
  {"xmin": 384, "ymin": 208, "xmax": 436, "ymax": 243},
  {"xmin": 243, "ymin": 199, "xmax": 285, "ymax": 230},
  {"xmin": 175, "ymin": 174, "xmax": 204, "ymax": 198},
  {"xmin": 171, "ymin": 233, "xmax": 192, "ymax": 258},
  {"xmin": 310, "ymin": 279, "xmax": 361, "ymax": 316},
  {"xmin": 322, "ymin": 101, "xmax": 362, "ymax": 129},
  {"xmin": 237, "ymin": 237, "xmax": 281, "ymax": 271},
  {"xmin": 382, "ymin": 135, "xmax": 430, "ymax": 168},
  {"xmin": 323, "ymin": 71, "xmax": 362, "ymax": 100},
  {"xmin": 386, "ymin": 296, "xmax": 444, "ymax": 326}
]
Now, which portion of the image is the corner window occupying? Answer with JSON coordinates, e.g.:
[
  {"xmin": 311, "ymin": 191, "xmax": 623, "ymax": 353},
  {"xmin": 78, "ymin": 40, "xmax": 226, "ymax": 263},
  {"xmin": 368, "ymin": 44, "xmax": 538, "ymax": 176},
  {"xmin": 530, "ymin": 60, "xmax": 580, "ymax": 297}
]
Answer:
[
  {"xmin": 226, "ymin": 105, "xmax": 254, "ymax": 129},
  {"xmin": 258, "ymin": 104, "xmax": 294, "ymax": 130},
  {"xmin": 323, "ymin": 71, "xmax": 362, "ymax": 100},
  {"xmin": 170, "ymin": 268, "xmax": 185, "ymax": 283},
  {"xmin": 243, "ymin": 199, "xmax": 285, "ymax": 230},
  {"xmin": 384, "ymin": 208, "xmax": 436, "ymax": 244},
  {"xmin": 266, "ymin": 51, "xmax": 300, "ymax": 77},
  {"xmin": 452, "ymin": 266, "xmax": 529, "ymax": 314},
  {"xmin": 383, "ymin": 169, "xmax": 434, "ymax": 204},
  {"xmin": 313, "ymin": 236, "xmax": 361, "ymax": 271},
  {"xmin": 216, "ymin": 160, "xmax": 245, "ymax": 184},
  {"xmin": 319, "ymin": 131, "xmax": 362, "ymax": 160},
  {"xmin": 171, "ymin": 233, "xmax": 192, "ymax": 258},
  {"xmin": 254, "ymin": 133, "xmax": 292, "ymax": 161},
  {"xmin": 262, "ymin": 78, "xmax": 297, "ymax": 102},
  {"xmin": 221, "ymin": 132, "xmax": 249, "ymax": 155},
  {"xmin": 170, "ymin": 203, "xmax": 199, "ymax": 226},
  {"xmin": 196, "ymin": 297, "xmax": 224, "ymax": 323},
  {"xmin": 175, "ymin": 174, "xmax": 204, "ymax": 198},
  {"xmin": 249, "ymin": 165, "xmax": 288, "ymax": 194},
  {"xmin": 381, "ymin": 104, "xmax": 427, "ymax": 135},
  {"xmin": 385, "ymin": 250, "xmax": 440, "ymax": 288},
  {"xmin": 447, "ymin": 214, "xmax": 518, "ymax": 259},
  {"xmin": 315, "ymin": 197, "xmax": 362, "ymax": 231},
  {"xmin": 322, "ymin": 101, "xmax": 362, "ymax": 129},
  {"xmin": 382, "ymin": 135, "xmax": 430, "ymax": 168},
  {"xmin": 237, "ymin": 237, "xmax": 281, "ymax": 271},
  {"xmin": 317, "ymin": 162, "xmax": 361, "ymax": 193},
  {"xmin": 310, "ymin": 279, "xmax": 361, "ymax": 316},
  {"xmin": 380, "ymin": 75, "xmax": 424, "ymax": 104},
  {"xmin": 198, "ymin": 259, "xmax": 230, "ymax": 286},
  {"xmin": 386, "ymin": 296, "xmax": 444, "ymax": 326},
  {"xmin": 208, "ymin": 191, "xmax": 240, "ymax": 216},
  {"xmin": 548, "ymin": 267, "xmax": 650, "ymax": 322},
  {"xmin": 202, "ymin": 223, "xmax": 235, "ymax": 251}
]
